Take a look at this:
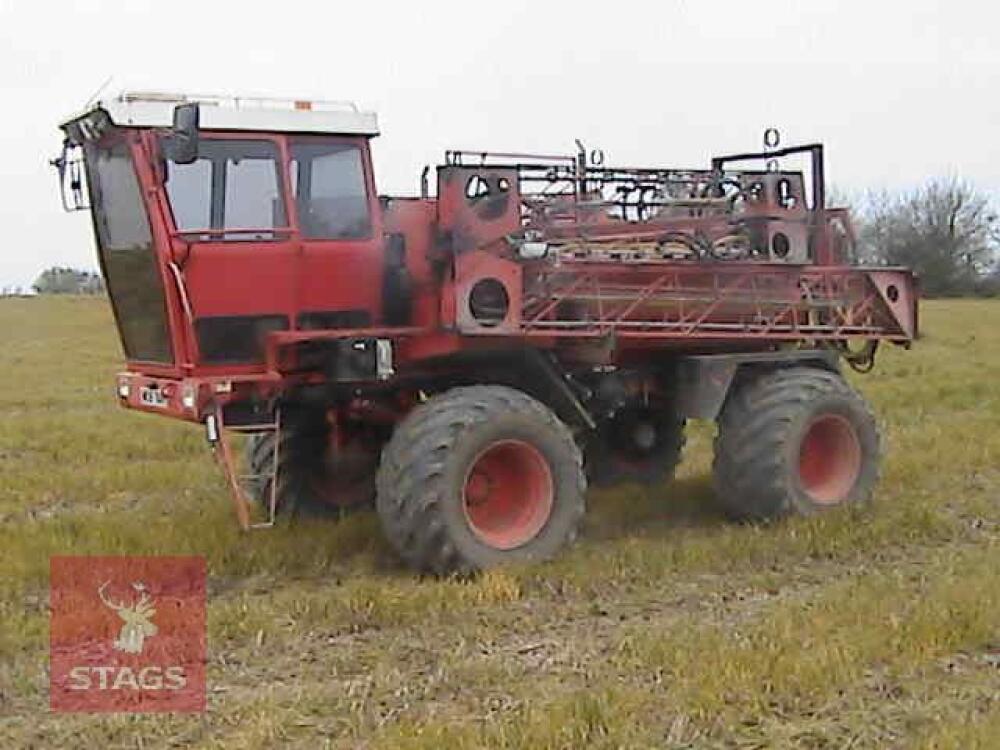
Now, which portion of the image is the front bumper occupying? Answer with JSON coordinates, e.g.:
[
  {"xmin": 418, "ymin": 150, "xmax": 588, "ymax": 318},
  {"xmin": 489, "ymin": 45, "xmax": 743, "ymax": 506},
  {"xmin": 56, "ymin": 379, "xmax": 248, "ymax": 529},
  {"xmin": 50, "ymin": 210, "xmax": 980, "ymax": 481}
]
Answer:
[{"xmin": 114, "ymin": 372, "xmax": 273, "ymax": 424}]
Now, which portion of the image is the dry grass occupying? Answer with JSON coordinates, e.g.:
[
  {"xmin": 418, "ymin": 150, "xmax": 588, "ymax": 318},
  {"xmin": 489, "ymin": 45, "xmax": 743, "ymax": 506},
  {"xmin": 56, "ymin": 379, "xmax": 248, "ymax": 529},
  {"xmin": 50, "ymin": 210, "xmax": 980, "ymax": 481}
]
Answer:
[{"xmin": 0, "ymin": 296, "xmax": 997, "ymax": 748}]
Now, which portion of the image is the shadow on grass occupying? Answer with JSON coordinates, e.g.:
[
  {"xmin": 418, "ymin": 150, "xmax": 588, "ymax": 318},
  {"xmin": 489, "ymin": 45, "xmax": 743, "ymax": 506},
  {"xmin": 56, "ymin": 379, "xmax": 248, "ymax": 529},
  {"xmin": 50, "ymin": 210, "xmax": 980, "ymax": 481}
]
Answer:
[
  {"xmin": 226, "ymin": 474, "xmax": 731, "ymax": 580},
  {"xmin": 196, "ymin": 471, "xmax": 733, "ymax": 583},
  {"xmin": 584, "ymin": 473, "xmax": 728, "ymax": 542}
]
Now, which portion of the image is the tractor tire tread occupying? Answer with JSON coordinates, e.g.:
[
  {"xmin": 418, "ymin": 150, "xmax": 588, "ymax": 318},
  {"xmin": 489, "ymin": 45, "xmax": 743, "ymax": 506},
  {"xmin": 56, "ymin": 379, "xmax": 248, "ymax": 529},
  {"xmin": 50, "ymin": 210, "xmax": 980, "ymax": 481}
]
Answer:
[
  {"xmin": 712, "ymin": 366, "xmax": 880, "ymax": 521},
  {"xmin": 376, "ymin": 385, "xmax": 585, "ymax": 574}
]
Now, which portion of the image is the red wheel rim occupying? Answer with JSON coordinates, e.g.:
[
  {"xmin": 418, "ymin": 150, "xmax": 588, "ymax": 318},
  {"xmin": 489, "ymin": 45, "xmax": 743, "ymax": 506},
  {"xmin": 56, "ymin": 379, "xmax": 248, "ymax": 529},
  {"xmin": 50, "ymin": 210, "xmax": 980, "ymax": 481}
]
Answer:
[
  {"xmin": 462, "ymin": 440, "xmax": 554, "ymax": 550},
  {"xmin": 798, "ymin": 414, "xmax": 862, "ymax": 505}
]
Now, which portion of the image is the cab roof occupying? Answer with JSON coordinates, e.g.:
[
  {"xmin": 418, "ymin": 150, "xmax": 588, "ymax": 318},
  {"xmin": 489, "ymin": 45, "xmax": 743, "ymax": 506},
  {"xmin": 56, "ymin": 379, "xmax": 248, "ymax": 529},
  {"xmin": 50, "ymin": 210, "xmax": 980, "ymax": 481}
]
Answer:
[{"xmin": 61, "ymin": 90, "xmax": 379, "ymax": 137}]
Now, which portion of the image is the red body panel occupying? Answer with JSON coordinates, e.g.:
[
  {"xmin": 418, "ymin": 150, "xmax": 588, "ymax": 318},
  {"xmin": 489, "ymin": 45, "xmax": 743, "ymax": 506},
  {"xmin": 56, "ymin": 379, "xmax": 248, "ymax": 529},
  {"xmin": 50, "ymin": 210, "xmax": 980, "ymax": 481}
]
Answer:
[{"xmin": 297, "ymin": 137, "xmax": 386, "ymax": 327}]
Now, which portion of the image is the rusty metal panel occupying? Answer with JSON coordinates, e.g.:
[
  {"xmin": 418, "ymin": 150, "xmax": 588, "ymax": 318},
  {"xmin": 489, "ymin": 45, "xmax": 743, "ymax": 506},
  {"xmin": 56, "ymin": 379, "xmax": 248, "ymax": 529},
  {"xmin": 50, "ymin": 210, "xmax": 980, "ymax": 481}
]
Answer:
[
  {"xmin": 437, "ymin": 166, "xmax": 521, "ymax": 254},
  {"xmin": 454, "ymin": 251, "xmax": 523, "ymax": 334}
]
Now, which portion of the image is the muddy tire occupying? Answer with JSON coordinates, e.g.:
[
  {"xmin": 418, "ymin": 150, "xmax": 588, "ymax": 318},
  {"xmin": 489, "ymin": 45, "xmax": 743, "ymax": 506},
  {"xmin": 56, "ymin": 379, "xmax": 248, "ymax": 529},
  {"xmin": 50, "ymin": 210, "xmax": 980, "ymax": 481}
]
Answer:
[
  {"xmin": 376, "ymin": 385, "xmax": 586, "ymax": 574},
  {"xmin": 586, "ymin": 406, "xmax": 685, "ymax": 488},
  {"xmin": 712, "ymin": 367, "xmax": 880, "ymax": 521},
  {"xmin": 245, "ymin": 412, "xmax": 377, "ymax": 516}
]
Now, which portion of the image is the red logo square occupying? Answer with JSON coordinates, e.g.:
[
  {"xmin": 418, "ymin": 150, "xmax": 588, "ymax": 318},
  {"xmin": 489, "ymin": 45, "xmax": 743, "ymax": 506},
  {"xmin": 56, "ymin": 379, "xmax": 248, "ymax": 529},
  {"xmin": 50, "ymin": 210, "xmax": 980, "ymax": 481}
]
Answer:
[{"xmin": 50, "ymin": 556, "xmax": 206, "ymax": 713}]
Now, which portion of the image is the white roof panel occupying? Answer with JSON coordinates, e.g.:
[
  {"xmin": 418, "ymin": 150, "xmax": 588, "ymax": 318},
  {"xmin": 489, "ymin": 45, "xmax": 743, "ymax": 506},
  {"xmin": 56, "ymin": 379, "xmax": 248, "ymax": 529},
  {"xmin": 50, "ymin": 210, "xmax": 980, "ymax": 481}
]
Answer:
[{"xmin": 63, "ymin": 90, "xmax": 379, "ymax": 136}]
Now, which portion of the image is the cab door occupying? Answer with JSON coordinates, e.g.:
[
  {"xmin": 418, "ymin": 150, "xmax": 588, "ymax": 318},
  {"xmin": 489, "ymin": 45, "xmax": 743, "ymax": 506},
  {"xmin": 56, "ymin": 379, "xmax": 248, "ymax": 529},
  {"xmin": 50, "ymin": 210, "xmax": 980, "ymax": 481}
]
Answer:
[
  {"xmin": 289, "ymin": 136, "xmax": 385, "ymax": 330},
  {"xmin": 161, "ymin": 135, "xmax": 298, "ymax": 369}
]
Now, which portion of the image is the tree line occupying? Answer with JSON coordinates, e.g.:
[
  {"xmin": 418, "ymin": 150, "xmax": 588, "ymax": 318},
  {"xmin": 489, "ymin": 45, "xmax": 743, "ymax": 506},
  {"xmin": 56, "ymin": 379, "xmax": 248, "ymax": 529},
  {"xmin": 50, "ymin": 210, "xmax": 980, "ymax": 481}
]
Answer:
[
  {"xmin": 848, "ymin": 178, "xmax": 1000, "ymax": 297},
  {"xmin": 31, "ymin": 267, "xmax": 105, "ymax": 295}
]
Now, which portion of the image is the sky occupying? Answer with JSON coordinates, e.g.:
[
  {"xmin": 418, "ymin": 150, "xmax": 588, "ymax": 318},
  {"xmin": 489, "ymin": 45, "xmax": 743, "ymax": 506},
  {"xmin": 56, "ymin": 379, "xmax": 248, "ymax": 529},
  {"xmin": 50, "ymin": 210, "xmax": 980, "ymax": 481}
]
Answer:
[{"xmin": 1, "ymin": 0, "xmax": 998, "ymax": 289}]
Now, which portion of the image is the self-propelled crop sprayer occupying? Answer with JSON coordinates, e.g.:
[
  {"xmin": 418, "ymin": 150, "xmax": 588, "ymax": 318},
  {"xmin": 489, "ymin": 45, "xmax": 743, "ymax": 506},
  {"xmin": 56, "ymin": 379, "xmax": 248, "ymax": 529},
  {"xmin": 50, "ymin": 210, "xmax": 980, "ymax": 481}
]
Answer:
[{"xmin": 55, "ymin": 92, "xmax": 917, "ymax": 573}]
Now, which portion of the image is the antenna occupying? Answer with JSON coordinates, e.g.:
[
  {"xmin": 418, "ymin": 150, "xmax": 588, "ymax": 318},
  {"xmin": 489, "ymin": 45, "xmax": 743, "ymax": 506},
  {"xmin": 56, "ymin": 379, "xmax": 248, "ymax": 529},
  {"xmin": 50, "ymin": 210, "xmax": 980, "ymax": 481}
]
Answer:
[{"xmin": 83, "ymin": 75, "xmax": 114, "ymax": 109}]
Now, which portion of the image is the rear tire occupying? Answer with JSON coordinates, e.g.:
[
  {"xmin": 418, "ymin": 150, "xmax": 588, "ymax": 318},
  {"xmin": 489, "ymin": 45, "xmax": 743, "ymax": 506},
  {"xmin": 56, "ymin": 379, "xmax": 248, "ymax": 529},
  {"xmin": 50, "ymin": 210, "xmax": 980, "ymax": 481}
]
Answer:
[
  {"xmin": 712, "ymin": 367, "xmax": 880, "ymax": 521},
  {"xmin": 586, "ymin": 406, "xmax": 685, "ymax": 488},
  {"xmin": 376, "ymin": 385, "xmax": 586, "ymax": 574}
]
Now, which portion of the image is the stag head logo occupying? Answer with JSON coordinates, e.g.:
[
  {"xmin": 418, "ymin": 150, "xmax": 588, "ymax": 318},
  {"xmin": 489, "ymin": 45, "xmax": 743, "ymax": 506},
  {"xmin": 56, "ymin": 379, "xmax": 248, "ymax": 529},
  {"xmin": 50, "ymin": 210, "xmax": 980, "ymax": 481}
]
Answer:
[{"xmin": 97, "ymin": 580, "xmax": 158, "ymax": 654}]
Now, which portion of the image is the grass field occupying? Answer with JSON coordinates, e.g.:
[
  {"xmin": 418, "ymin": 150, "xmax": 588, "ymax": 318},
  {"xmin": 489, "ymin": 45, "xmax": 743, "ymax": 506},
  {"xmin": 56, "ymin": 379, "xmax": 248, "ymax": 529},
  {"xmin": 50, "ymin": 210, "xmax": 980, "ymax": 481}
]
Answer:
[{"xmin": 0, "ymin": 296, "xmax": 997, "ymax": 748}]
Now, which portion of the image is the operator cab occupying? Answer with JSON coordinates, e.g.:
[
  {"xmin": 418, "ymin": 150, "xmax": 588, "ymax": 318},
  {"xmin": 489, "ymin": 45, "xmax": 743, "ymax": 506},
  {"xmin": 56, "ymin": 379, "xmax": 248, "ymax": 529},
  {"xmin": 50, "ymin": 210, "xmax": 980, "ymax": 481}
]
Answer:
[{"xmin": 56, "ymin": 91, "xmax": 386, "ymax": 375}]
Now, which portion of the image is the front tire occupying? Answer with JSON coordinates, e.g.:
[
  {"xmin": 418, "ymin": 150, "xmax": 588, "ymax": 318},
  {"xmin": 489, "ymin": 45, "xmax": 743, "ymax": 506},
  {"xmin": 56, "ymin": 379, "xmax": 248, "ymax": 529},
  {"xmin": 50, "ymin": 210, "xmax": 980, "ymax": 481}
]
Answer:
[
  {"xmin": 245, "ymin": 410, "xmax": 378, "ymax": 516},
  {"xmin": 712, "ymin": 367, "xmax": 880, "ymax": 521},
  {"xmin": 376, "ymin": 386, "xmax": 586, "ymax": 574}
]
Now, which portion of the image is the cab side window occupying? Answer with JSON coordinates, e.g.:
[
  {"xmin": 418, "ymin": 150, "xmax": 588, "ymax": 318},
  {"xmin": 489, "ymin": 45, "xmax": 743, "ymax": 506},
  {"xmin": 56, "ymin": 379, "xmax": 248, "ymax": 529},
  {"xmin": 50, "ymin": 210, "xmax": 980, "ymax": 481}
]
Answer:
[
  {"xmin": 290, "ymin": 141, "xmax": 371, "ymax": 240},
  {"xmin": 165, "ymin": 139, "xmax": 287, "ymax": 240}
]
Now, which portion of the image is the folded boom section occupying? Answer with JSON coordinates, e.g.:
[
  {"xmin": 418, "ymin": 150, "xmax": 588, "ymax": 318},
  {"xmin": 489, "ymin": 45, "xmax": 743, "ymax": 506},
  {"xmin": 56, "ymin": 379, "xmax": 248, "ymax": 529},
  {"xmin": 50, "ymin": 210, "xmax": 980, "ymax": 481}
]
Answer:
[{"xmin": 509, "ymin": 260, "xmax": 917, "ymax": 342}]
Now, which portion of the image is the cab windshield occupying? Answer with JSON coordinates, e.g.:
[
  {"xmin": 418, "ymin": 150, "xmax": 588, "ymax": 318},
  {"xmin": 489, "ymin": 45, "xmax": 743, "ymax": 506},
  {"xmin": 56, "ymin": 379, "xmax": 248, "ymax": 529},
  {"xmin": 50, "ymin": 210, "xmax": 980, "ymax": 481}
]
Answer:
[{"xmin": 84, "ymin": 139, "xmax": 173, "ymax": 364}]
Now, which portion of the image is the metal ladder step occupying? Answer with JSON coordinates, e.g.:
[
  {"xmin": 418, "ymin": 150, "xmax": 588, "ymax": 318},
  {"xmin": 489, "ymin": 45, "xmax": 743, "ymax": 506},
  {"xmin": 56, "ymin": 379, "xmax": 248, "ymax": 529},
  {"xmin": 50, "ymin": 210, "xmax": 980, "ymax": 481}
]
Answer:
[{"xmin": 206, "ymin": 408, "xmax": 282, "ymax": 530}]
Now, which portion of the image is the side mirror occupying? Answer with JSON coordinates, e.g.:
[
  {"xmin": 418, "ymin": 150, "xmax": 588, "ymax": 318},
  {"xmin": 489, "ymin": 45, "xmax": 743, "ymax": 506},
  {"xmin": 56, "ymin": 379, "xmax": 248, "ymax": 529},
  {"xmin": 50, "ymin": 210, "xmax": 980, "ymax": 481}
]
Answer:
[
  {"xmin": 163, "ymin": 103, "xmax": 200, "ymax": 164},
  {"xmin": 50, "ymin": 140, "xmax": 89, "ymax": 212}
]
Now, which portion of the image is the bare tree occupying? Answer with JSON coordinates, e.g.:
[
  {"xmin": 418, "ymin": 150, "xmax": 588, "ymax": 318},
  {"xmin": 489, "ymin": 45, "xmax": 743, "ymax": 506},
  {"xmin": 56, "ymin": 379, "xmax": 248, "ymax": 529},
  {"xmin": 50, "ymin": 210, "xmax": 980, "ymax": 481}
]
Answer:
[{"xmin": 854, "ymin": 178, "xmax": 999, "ymax": 296}]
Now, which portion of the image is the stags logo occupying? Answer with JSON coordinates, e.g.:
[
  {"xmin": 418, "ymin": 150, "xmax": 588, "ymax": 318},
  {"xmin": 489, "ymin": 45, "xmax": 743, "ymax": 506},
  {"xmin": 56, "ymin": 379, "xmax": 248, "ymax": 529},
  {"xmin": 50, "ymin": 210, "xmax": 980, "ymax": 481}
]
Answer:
[
  {"xmin": 98, "ymin": 580, "xmax": 158, "ymax": 654},
  {"xmin": 50, "ymin": 556, "xmax": 205, "ymax": 713}
]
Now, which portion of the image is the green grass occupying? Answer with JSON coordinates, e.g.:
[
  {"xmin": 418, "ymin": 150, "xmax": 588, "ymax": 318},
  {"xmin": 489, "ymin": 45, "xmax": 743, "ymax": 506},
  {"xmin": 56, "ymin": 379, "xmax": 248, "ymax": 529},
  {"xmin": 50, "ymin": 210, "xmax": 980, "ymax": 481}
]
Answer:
[{"xmin": 0, "ymin": 296, "xmax": 998, "ymax": 748}]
